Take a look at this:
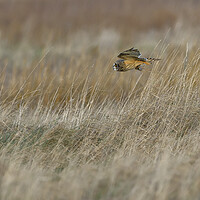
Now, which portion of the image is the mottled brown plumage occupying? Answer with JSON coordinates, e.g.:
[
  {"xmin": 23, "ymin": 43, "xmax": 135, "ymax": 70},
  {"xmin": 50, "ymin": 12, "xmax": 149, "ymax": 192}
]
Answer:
[{"xmin": 113, "ymin": 47, "xmax": 160, "ymax": 72}]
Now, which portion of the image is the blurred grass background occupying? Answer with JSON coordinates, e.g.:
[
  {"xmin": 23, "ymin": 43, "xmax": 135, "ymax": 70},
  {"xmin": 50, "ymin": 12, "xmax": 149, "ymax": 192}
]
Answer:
[
  {"xmin": 0, "ymin": 0, "xmax": 200, "ymax": 200},
  {"xmin": 0, "ymin": 0, "xmax": 199, "ymax": 45}
]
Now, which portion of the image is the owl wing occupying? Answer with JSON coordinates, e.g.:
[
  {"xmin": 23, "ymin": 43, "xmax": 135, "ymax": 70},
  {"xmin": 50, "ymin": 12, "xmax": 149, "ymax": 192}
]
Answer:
[
  {"xmin": 118, "ymin": 47, "xmax": 141, "ymax": 60},
  {"xmin": 113, "ymin": 58, "xmax": 151, "ymax": 72},
  {"xmin": 124, "ymin": 58, "xmax": 151, "ymax": 69}
]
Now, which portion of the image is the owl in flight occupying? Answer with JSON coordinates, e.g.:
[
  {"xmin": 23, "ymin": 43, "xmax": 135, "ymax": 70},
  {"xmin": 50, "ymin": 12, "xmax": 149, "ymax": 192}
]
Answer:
[{"xmin": 113, "ymin": 47, "xmax": 161, "ymax": 72}]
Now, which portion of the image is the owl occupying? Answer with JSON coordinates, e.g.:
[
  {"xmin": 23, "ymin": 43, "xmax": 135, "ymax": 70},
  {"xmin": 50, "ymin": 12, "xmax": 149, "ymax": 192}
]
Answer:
[{"xmin": 113, "ymin": 47, "xmax": 160, "ymax": 72}]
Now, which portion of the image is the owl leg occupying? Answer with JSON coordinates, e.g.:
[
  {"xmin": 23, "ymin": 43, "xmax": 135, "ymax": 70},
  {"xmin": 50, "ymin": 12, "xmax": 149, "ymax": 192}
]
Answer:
[{"xmin": 135, "ymin": 65, "xmax": 142, "ymax": 71}]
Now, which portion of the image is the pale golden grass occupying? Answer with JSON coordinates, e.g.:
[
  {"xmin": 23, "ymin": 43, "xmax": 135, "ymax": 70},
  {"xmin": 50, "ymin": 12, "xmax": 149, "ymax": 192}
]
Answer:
[
  {"xmin": 0, "ymin": 1, "xmax": 200, "ymax": 199},
  {"xmin": 0, "ymin": 38, "xmax": 200, "ymax": 200}
]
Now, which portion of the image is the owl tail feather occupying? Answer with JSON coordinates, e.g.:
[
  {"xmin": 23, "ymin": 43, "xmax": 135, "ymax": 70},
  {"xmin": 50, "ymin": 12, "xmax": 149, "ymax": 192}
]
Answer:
[
  {"xmin": 146, "ymin": 57, "xmax": 161, "ymax": 64},
  {"xmin": 146, "ymin": 57, "xmax": 161, "ymax": 61}
]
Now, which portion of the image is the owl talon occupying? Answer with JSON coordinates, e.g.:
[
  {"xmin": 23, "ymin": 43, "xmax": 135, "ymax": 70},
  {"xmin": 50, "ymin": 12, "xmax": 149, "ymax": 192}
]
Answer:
[{"xmin": 135, "ymin": 65, "xmax": 142, "ymax": 71}]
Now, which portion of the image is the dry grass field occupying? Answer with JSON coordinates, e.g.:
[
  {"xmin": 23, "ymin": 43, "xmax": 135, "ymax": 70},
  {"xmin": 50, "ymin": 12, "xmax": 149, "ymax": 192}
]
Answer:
[{"xmin": 0, "ymin": 0, "xmax": 200, "ymax": 199}]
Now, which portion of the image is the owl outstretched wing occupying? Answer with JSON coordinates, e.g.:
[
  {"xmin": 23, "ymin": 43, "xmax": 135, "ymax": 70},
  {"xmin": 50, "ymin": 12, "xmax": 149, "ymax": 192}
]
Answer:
[
  {"xmin": 117, "ymin": 47, "xmax": 141, "ymax": 60},
  {"xmin": 113, "ymin": 59, "xmax": 149, "ymax": 72}
]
